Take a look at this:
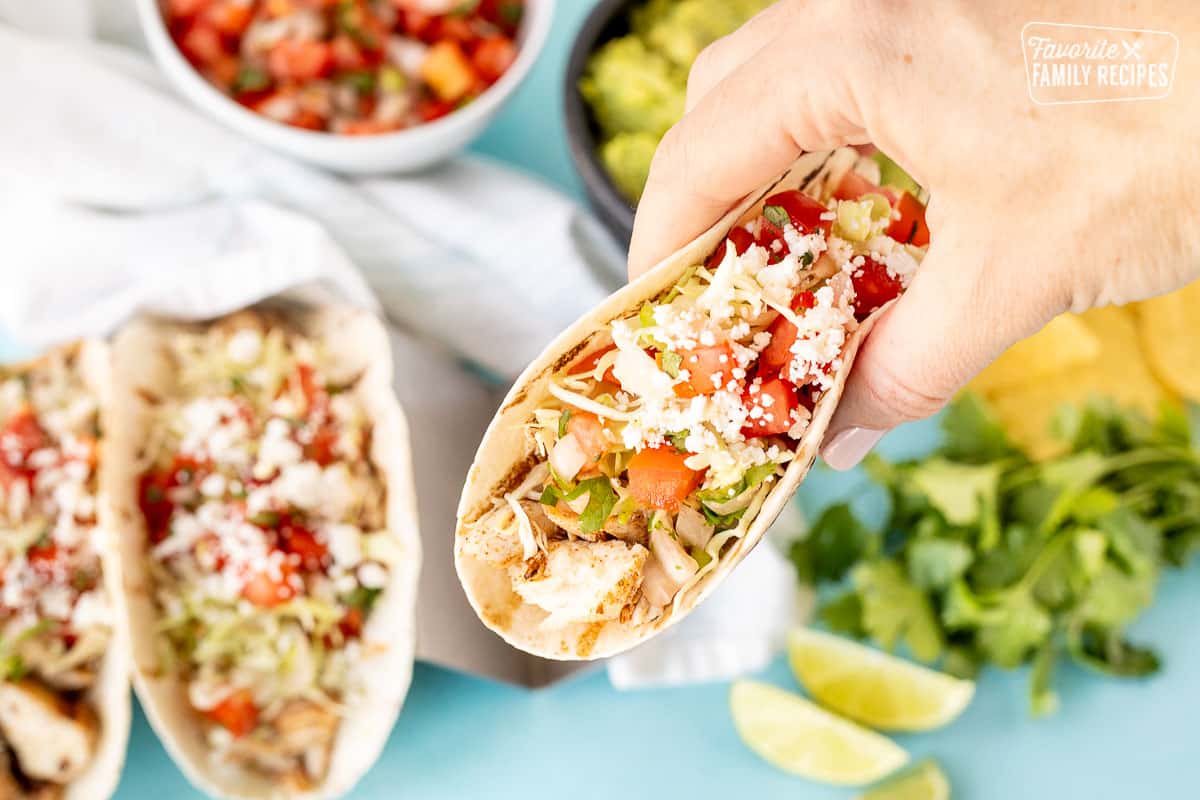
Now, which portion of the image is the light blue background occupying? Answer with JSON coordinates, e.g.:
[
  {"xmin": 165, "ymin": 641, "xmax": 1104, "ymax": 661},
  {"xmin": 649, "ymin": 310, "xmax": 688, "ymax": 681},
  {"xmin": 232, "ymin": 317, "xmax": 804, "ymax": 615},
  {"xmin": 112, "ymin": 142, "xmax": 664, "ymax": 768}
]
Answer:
[{"xmin": 6, "ymin": 2, "xmax": 1198, "ymax": 798}]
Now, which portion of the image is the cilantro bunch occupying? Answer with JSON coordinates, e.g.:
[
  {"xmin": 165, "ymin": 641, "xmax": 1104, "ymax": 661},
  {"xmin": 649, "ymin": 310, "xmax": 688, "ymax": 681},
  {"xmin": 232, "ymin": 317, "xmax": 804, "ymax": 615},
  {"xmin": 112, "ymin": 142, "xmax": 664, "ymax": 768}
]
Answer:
[{"xmin": 791, "ymin": 395, "xmax": 1200, "ymax": 715}]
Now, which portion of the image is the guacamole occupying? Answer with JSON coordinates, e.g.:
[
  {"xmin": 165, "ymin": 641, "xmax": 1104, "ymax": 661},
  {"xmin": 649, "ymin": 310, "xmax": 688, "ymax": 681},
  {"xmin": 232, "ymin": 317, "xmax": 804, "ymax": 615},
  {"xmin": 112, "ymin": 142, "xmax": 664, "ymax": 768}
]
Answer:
[{"xmin": 579, "ymin": 0, "xmax": 773, "ymax": 204}]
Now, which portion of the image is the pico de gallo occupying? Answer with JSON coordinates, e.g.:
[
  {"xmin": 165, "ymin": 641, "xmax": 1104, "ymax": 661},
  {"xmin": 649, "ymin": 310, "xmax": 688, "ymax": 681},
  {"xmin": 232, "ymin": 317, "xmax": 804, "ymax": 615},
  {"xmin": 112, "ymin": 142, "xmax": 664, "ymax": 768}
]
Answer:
[
  {"xmin": 138, "ymin": 314, "xmax": 397, "ymax": 789},
  {"xmin": 460, "ymin": 154, "xmax": 929, "ymax": 629},
  {"xmin": 163, "ymin": 0, "xmax": 524, "ymax": 134},
  {"xmin": 0, "ymin": 346, "xmax": 110, "ymax": 797}
]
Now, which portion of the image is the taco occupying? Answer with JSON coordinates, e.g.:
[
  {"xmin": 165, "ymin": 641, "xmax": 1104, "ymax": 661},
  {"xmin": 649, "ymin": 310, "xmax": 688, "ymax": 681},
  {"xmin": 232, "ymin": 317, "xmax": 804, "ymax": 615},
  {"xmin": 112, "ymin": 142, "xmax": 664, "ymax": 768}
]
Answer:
[
  {"xmin": 456, "ymin": 148, "xmax": 929, "ymax": 659},
  {"xmin": 105, "ymin": 305, "xmax": 420, "ymax": 798},
  {"xmin": 0, "ymin": 342, "xmax": 130, "ymax": 799}
]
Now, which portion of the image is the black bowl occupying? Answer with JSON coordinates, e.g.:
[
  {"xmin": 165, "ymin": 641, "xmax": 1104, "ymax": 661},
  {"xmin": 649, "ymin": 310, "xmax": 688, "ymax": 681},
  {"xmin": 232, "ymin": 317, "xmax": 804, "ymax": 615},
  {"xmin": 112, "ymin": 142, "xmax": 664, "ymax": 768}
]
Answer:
[{"xmin": 564, "ymin": 0, "xmax": 639, "ymax": 248}]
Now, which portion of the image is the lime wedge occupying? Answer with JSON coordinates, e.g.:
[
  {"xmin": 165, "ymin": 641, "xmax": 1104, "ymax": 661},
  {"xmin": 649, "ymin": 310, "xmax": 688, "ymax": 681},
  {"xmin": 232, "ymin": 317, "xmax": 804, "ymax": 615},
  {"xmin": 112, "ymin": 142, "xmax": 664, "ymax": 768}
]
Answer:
[
  {"xmin": 859, "ymin": 761, "xmax": 951, "ymax": 800},
  {"xmin": 730, "ymin": 680, "xmax": 909, "ymax": 785},
  {"xmin": 788, "ymin": 628, "xmax": 974, "ymax": 732}
]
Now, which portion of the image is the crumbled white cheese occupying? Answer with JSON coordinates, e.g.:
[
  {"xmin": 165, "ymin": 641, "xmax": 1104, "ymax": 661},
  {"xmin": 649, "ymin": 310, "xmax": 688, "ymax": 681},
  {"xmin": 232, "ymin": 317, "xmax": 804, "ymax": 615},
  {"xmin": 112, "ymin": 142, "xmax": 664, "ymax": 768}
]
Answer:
[{"xmin": 226, "ymin": 328, "xmax": 263, "ymax": 365}]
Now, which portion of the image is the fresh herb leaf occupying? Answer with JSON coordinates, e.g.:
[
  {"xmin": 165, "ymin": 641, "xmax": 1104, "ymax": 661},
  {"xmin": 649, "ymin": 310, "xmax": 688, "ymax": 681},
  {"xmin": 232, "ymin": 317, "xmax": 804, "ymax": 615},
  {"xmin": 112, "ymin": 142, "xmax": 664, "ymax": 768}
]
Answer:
[
  {"xmin": 799, "ymin": 251, "xmax": 814, "ymax": 267},
  {"xmin": 819, "ymin": 592, "xmax": 865, "ymax": 638},
  {"xmin": 339, "ymin": 70, "xmax": 376, "ymax": 94},
  {"xmin": 852, "ymin": 560, "xmax": 943, "ymax": 663},
  {"xmin": 906, "ymin": 538, "xmax": 973, "ymax": 591},
  {"xmin": 789, "ymin": 503, "xmax": 877, "ymax": 584},
  {"xmin": 577, "ymin": 478, "xmax": 618, "ymax": 534},
  {"xmin": 668, "ymin": 431, "xmax": 690, "ymax": 452},
  {"xmin": 249, "ymin": 510, "xmax": 281, "ymax": 528},
  {"xmin": 345, "ymin": 586, "xmax": 382, "ymax": 612},
  {"xmin": 762, "ymin": 204, "xmax": 789, "ymax": 229},
  {"xmin": 558, "ymin": 409, "xmax": 571, "ymax": 439},
  {"xmin": 233, "ymin": 66, "xmax": 270, "ymax": 93},
  {"xmin": 539, "ymin": 485, "xmax": 560, "ymax": 506}
]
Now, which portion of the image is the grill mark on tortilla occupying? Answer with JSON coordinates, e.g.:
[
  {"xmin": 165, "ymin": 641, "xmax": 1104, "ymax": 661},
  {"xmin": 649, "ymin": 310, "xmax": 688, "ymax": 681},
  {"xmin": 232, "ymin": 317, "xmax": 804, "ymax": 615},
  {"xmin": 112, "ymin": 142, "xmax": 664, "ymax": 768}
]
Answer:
[{"xmin": 575, "ymin": 623, "xmax": 604, "ymax": 659}]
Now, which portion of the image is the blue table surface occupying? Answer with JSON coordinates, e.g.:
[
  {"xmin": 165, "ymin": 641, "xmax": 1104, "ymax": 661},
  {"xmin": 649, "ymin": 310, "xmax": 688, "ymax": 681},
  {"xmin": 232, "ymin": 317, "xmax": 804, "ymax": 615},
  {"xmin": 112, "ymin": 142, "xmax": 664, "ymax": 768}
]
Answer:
[{"xmin": 10, "ymin": 2, "xmax": 1199, "ymax": 798}]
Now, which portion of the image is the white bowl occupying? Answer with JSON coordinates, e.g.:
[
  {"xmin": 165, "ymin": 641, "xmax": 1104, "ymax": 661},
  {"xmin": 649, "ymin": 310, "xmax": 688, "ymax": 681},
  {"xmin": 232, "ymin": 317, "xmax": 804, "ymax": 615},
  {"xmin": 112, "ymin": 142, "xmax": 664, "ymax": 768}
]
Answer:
[{"xmin": 135, "ymin": 0, "xmax": 554, "ymax": 174}]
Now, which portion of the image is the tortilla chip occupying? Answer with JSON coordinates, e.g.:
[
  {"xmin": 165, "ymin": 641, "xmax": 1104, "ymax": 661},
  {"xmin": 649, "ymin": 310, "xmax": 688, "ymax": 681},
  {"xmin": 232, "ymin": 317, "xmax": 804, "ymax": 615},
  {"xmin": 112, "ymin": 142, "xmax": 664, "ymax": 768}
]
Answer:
[
  {"xmin": 1132, "ymin": 280, "xmax": 1200, "ymax": 401},
  {"xmin": 987, "ymin": 306, "xmax": 1168, "ymax": 459},
  {"xmin": 967, "ymin": 313, "xmax": 1101, "ymax": 396}
]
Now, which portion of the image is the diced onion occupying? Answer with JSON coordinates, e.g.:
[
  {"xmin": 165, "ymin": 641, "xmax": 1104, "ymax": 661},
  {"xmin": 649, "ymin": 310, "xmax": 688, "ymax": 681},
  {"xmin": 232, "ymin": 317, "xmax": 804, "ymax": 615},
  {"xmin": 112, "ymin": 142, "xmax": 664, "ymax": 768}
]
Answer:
[
  {"xmin": 649, "ymin": 519, "xmax": 699, "ymax": 590},
  {"xmin": 640, "ymin": 559, "xmax": 675, "ymax": 608},
  {"xmin": 676, "ymin": 505, "xmax": 714, "ymax": 549},
  {"xmin": 549, "ymin": 433, "xmax": 587, "ymax": 482}
]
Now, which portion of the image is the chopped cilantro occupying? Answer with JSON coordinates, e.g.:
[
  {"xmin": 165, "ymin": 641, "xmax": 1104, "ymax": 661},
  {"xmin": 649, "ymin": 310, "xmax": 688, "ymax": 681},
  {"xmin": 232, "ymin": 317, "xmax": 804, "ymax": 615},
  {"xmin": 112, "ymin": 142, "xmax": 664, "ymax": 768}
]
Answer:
[
  {"xmin": 249, "ymin": 510, "xmax": 281, "ymax": 528},
  {"xmin": 345, "ymin": 586, "xmax": 382, "ymax": 612},
  {"xmin": 558, "ymin": 409, "xmax": 571, "ymax": 439},
  {"xmin": 668, "ymin": 431, "xmax": 689, "ymax": 453},
  {"xmin": 791, "ymin": 394, "xmax": 1200, "ymax": 716},
  {"xmin": 339, "ymin": 70, "xmax": 375, "ymax": 94},
  {"xmin": 232, "ymin": 66, "xmax": 270, "ymax": 94},
  {"xmin": 800, "ymin": 251, "xmax": 814, "ymax": 267},
  {"xmin": 577, "ymin": 478, "xmax": 618, "ymax": 534},
  {"xmin": 762, "ymin": 204, "xmax": 789, "ymax": 229}
]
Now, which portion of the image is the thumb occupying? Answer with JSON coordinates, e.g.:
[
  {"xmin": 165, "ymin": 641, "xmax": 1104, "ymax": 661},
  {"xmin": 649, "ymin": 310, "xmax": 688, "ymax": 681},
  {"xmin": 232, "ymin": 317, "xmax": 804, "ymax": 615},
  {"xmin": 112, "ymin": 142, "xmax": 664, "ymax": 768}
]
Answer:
[{"xmin": 821, "ymin": 226, "xmax": 1067, "ymax": 470}]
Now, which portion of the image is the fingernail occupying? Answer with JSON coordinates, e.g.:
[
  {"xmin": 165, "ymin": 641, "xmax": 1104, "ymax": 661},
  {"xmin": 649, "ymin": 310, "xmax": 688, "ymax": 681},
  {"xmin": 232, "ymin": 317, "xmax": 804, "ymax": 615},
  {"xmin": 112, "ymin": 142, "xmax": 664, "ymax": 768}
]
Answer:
[{"xmin": 822, "ymin": 427, "xmax": 886, "ymax": 471}]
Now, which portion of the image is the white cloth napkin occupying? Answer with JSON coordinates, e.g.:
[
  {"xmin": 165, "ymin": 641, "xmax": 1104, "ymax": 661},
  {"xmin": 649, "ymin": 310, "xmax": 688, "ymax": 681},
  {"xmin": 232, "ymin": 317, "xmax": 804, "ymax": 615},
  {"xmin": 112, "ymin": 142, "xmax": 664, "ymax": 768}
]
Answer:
[{"xmin": 0, "ymin": 3, "xmax": 804, "ymax": 690}]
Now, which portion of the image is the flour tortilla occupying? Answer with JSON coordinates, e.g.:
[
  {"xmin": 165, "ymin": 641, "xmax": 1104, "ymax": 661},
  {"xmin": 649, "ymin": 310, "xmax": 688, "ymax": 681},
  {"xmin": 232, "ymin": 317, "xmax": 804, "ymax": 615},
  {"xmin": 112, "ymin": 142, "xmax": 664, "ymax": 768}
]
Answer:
[
  {"xmin": 3, "ymin": 341, "xmax": 131, "ymax": 800},
  {"xmin": 455, "ymin": 148, "xmax": 873, "ymax": 660},
  {"xmin": 104, "ymin": 304, "xmax": 421, "ymax": 800}
]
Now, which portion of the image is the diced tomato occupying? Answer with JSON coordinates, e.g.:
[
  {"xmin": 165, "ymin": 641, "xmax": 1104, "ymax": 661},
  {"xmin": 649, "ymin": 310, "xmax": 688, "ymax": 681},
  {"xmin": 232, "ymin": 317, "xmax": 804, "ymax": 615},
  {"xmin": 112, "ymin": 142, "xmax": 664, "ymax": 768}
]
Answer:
[
  {"xmin": 762, "ymin": 190, "xmax": 832, "ymax": 237},
  {"xmin": 568, "ymin": 346, "xmax": 618, "ymax": 385},
  {"xmin": 421, "ymin": 41, "xmax": 477, "ymax": 103},
  {"xmin": 267, "ymin": 39, "xmax": 333, "ymax": 81},
  {"xmin": 202, "ymin": 688, "xmax": 258, "ymax": 738},
  {"xmin": 753, "ymin": 219, "xmax": 789, "ymax": 264},
  {"xmin": 167, "ymin": 0, "xmax": 212, "ymax": 20},
  {"xmin": 179, "ymin": 22, "xmax": 227, "ymax": 66},
  {"xmin": 432, "ymin": 16, "xmax": 476, "ymax": 45},
  {"xmin": 331, "ymin": 34, "xmax": 369, "ymax": 70},
  {"xmin": 705, "ymin": 226, "xmax": 755, "ymax": 269},
  {"xmin": 741, "ymin": 378, "xmax": 800, "ymax": 437},
  {"xmin": 758, "ymin": 315, "xmax": 797, "ymax": 378},
  {"xmin": 398, "ymin": 9, "xmax": 436, "ymax": 40},
  {"xmin": 138, "ymin": 472, "xmax": 175, "ymax": 544},
  {"xmin": 280, "ymin": 524, "xmax": 329, "ymax": 571},
  {"xmin": 26, "ymin": 542, "xmax": 59, "ymax": 571},
  {"xmin": 676, "ymin": 344, "xmax": 737, "ymax": 396},
  {"xmin": 626, "ymin": 447, "xmax": 703, "ymax": 512},
  {"xmin": 204, "ymin": 55, "xmax": 241, "ymax": 88},
  {"xmin": 833, "ymin": 171, "xmax": 878, "ymax": 201},
  {"xmin": 833, "ymin": 170, "xmax": 899, "ymax": 204},
  {"xmin": 479, "ymin": 0, "xmax": 523, "ymax": 35},
  {"xmin": 757, "ymin": 292, "xmax": 817, "ymax": 377},
  {"xmin": 335, "ymin": 119, "xmax": 388, "ymax": 135},
  {"xmin": 416, "ymin": 97, "xmax": 456, "ymax": 123},
  {"xmin": 205, "ymin": 1, "xmax": 253, "ymax": 37},
  {"xmin": 886, "ymin": 191, "xmax": 930, "ymax": 247},
  {"xmin": 286, "ymin": 110, "xmax": 327, "ymax": 131},
  {"xmin": 293, "ymin": 364, "xmax": 329, "ymax": 418},
  {"xmin": 137, "ymin": 456, "xmax": 205, "ymax": 544},
  {"xmin": 241, "ymin": 558, "xmax": 298, "ymax": 607},
  {"xmin": 850, "ymin": 256, "xmax": 903, "ymax": 319},
  {"xmin": 566, "ymin": 412, "xmax": 607, "ymax": 462},
  {"xmin": 304, "ymin": 422, "xmax": 338, "ymax": 466},
  {"xmin": 471, "ymin": 36, "xmax": 516, "ymax": 83},
  {"xmin": 338, "ymin": 607, "xmax": 364, "ymax": 639},
  {"xmin": 1, "ymin": 408, "xmax": 48, "ymax": 464}
]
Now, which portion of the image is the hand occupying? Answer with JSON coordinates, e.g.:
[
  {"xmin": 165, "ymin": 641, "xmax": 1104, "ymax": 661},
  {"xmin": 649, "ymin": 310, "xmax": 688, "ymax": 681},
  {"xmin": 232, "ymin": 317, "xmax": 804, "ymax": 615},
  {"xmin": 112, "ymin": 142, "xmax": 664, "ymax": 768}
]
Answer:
[{"xmin": 626, "ymin": 0, "xmax": 1200, "ymax": 469}]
